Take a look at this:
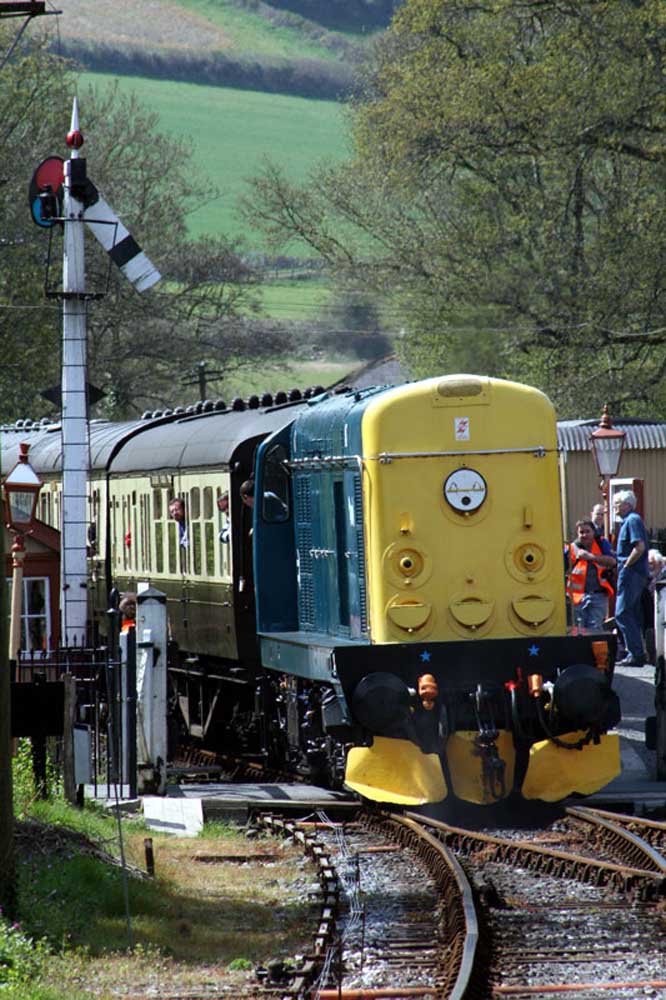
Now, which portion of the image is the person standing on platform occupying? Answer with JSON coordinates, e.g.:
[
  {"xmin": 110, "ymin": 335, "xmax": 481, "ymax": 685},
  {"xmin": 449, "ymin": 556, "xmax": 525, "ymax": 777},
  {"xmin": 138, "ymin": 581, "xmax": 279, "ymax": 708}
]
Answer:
[
  {"xmin": 119, "ymin": 593, "xmax": 137, "ymax": 633},
  {"xmin": 614, "ymin": 491, "xmax": 649, "ymax": 666},
  {"xmin": 591, "ymin": 503, "xmax": 607, "ymax": 541},
  {"xmin": 566, "ymin": 520, "xmax": 616, "ymax": 631}
]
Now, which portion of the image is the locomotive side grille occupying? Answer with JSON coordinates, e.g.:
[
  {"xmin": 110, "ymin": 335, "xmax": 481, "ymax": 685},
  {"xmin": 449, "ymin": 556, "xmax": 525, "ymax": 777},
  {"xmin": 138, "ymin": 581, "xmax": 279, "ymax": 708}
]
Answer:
[
  {"xmin": 299, "ymin": 577, "xmax": 315, "ymax": 629},
  {"xmin": 295, "ymin": 475, "xmax": 312, "ymax": 522},
  {"xmin": 295, "ymin": 476, "xmax": 315, "ymax": 628},
  {"xmin": 354, "ymin": 476, "xmax": 368, "ymax": 632}
]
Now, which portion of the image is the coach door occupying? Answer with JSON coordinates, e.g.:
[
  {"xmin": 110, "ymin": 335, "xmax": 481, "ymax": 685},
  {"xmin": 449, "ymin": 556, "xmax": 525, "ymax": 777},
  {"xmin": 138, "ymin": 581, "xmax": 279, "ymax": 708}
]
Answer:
[{"xmin": 254, "ymin": 427, "xmax": 298, "ymax": 634}]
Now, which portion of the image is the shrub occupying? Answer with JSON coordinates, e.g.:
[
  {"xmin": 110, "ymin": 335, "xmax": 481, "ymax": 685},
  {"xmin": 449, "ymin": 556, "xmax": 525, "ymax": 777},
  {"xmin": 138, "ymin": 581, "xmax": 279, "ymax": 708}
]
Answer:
[
  {"xmin": 0, "ymin": 913, "xmax": 48, "ymax": 988},
  {"xmin": 228, "ymin": 956, "xmax": 253, "ymax": 970}
]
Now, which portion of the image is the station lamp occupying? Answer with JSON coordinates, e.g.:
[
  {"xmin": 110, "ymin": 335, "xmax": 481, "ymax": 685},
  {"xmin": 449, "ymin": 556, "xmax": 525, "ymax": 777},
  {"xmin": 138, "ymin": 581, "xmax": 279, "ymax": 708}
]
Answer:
[
  {"xmin": 3, "ymin": 442, "xmax": 43, "ymax": 532},
  {"xmin": 3, "ymin": 442, "xmax": 43, "ymax": 659},
  {"xmin": 589, "ymin": 405, "xmax": 626, "ymax": 538}
]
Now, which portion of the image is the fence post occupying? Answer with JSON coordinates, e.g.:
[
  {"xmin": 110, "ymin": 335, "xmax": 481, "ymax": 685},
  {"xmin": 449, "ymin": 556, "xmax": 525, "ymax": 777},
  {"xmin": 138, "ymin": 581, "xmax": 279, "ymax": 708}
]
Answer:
[{"xmin": 63, "ymin": 673, "xmax": 77, "ymax": 804}]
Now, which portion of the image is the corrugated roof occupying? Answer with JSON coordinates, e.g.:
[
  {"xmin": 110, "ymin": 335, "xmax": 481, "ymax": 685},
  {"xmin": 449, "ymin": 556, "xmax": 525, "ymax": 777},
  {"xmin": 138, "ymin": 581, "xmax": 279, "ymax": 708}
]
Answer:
[{"xmin": 557, "ymin": 419, "xmax": 666, "ymax": 452}]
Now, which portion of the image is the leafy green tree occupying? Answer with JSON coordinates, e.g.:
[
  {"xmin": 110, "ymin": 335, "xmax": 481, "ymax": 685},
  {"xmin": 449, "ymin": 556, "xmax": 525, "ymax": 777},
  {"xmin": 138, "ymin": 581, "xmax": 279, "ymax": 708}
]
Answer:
[{"xmin": 244, "ymin": 0, "xmax": 666, "ymax": 416}]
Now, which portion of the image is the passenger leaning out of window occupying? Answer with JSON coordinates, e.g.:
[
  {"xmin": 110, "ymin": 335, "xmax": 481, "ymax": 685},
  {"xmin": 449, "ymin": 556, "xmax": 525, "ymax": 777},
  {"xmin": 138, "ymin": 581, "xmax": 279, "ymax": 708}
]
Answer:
[{"xmin": 168, "ymin": 496, "xmax": 189, "ymax": 547}]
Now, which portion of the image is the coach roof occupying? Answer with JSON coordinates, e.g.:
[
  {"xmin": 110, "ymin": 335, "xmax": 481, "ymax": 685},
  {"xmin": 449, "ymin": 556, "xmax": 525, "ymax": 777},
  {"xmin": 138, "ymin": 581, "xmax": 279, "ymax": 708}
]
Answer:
[{"xmin": 0, "ymin": 404, "xmax": 306, "ymax": 477}]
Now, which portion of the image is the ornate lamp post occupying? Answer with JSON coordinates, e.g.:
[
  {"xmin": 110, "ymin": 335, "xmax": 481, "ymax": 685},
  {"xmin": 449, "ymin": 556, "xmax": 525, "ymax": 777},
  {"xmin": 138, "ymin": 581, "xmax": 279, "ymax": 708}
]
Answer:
[
  {"xmin": 589, "ymin": 405, "xmax": 626, "ymax": 538},
  {"xmin": 3, "ymin": 443, "xmax": 43, "ymax": 659}
]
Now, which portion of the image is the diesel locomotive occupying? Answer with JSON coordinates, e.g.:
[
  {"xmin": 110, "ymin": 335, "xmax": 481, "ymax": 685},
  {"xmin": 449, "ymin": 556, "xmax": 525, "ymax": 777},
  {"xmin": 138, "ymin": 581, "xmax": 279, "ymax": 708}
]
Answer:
[{"xmin": 2, "ymin": 375, "xmax": 621, "ymax": 806}]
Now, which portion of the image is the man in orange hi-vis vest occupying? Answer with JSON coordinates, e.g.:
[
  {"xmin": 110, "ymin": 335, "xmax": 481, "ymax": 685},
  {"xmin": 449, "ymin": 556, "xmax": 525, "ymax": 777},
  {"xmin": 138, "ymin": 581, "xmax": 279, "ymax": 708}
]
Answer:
[{"xmin": 566, "ymin": 519, "xmax": 616, "ymax": 632}]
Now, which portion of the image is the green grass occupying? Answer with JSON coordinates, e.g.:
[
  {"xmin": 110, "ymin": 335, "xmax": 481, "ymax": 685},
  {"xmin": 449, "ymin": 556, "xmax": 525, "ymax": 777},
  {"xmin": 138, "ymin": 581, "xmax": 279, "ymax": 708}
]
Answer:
[
  {"xmin": 11, "ymin": 796, "xmax": 319, "ymax": 1000},
  {"xmin": 173, "ymin": 0, "xmax": 348, "ymax": 60},
  {"xmin": 80, "ymin": 72, "xmax": 348, "ymax": 241},
  {"xmin": 219, "ymin": 357, "xmax": 354, "ymax": 398},
  {"xmin": 257, "ymin": 276, "xmax": 333, "ymax": 319}
]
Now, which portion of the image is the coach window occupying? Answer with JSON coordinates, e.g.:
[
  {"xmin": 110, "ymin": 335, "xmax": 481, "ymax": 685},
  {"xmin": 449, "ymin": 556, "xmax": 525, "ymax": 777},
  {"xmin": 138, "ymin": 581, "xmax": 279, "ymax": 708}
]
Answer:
[
  {"xmin": 190, "ymin": 488, "xmax": 201, "ymax": 520},
  {"xmin": 262, "ymin": 444, "xmax": 290, "ymax": 522},
  {"xmin": 54, "ymin": 491, "xmax": 61, "ymax": 535},
  {"xmin": 140, "ymin": 495, "xmax": 150, "ymax": 571},
  {"xmin": 122, "ymin": 497, "xmax": 130, "ymax": 570},
  {"xmin": 192, "ymin": 524, "xmax": 202, "ymax": 575},
  {"xmin": 111, "ymin": 499, "xmax": 118, "ymax": 567},
  {"xmin": 153, "ymin": 488, "xmax": 164, "ymax": 572},
  {"xmin": 168, "ymin": 520, "xmax": 178, "ymax": 575},
  {"xmin": 191, "ymin": 489, "xmax": 202, "ymax": 575},
  {"xmin": 203, "ymin": 487, "xmax": 214, "ymax": 576},
  {"xmin": 40, "ymin": 491, "xmax": 50, "ymax": 524},
  {"xmin": 155, "ymin": 520, "xmax": 164, "ymax": 573},
  {"xmin": 132, "ymin": 495, "xmax": 138, "ymax": 570},
  {"xmin": 88, "ymin": 490, "xmax": 100, "ymax": 554}
]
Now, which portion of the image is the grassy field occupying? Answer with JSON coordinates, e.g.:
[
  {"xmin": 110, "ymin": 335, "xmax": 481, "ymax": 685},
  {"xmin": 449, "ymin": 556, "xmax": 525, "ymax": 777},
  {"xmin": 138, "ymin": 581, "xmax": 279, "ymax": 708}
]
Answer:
[
  {"xmin": 174, "ymin": 0, "xmax": 350, "ymax": 58},
  {"xmin": 208, "ymin": 357, "xmax": 354, "ymax": 400},
  {"xmin": 55, "ymin": 0, "xmax": 364, "ymax": 60},
  {"xmin": 79, "ymin": 72, "xmax": 348, "ymax": 241},
  {"xmin": 258, "ymin": 276, "xmax": 332, "ymax": 318}
]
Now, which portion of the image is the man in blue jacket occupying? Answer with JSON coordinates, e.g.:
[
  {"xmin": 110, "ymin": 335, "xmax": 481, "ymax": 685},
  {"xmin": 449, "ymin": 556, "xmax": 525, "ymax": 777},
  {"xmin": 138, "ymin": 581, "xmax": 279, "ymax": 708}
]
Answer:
[{"xmin": 614, "ymin": 490, "xmax": 649, "ymax": 666}]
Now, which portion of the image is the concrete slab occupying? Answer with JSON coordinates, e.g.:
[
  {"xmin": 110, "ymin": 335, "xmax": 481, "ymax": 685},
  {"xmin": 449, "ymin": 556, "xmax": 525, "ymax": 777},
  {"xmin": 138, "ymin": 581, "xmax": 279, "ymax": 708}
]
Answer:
[
  {"xmin": 162, "ymin": 781, "xmax": 357, "ymax": 824},
  {"xmin": 143, "ymin": 795, "xmax": 204, "ymax": 836}
]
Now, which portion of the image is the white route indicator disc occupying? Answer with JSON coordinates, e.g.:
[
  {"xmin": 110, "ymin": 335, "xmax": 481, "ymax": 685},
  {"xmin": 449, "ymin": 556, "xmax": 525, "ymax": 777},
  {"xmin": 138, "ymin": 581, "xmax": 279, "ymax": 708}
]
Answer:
[{"xmin": 443, "ymin": 468, "xmax": 487, "ymax": 513}]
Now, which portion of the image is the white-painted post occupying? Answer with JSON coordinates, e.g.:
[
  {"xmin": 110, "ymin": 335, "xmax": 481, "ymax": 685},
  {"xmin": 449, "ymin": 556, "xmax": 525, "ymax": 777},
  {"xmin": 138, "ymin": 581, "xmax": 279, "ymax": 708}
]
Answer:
[
  {"xmin": 61, "ymin": 98, "xmax": 89, "ymax": 643},
  {"xmin": 136, "ymin": 588, "xmax": 168, "ymax": 794}
]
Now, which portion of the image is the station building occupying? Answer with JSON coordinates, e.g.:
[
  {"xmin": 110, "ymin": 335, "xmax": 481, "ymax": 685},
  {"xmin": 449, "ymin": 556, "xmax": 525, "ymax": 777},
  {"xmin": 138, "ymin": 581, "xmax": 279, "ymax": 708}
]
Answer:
[{"xmin": 558, "ymin": 419, "xmax": 666, "ymax": 544}]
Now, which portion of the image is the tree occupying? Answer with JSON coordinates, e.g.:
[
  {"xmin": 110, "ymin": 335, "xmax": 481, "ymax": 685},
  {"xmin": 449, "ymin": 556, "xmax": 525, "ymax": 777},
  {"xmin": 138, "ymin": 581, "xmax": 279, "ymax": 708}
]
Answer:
[
  {"xmin": 243, "ymin": 1, "xmax": 666, "ymax": 416},
  {"xmin": 0, "ymin": 33, "xmax": 287, "ymax": 423}
]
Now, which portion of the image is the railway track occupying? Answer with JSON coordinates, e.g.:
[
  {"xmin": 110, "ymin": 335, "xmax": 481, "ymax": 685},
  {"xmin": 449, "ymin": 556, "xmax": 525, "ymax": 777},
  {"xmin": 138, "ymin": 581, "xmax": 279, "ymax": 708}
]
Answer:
[
  {"xmin": 248, "ymin": 804, "xmax": 666, "ymax": 1000},
  {"xmin": 409, "ymin": 809, "xmax": 666, "ymax": 1000},
  {"xmin": 166, "ymin": 757, "xmax": 666, "ymax": 998}
]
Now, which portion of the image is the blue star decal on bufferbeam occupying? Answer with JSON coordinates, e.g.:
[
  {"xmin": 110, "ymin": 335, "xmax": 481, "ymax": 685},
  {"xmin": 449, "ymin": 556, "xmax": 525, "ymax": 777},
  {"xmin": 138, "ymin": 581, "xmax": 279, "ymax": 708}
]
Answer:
[
  {"xmin": 420, "ymin": 650, "xmax": 431, "ymax": 663},
  {"xmin": 528, "ymin": 644, "xmax": 540, "ymax": 657}
]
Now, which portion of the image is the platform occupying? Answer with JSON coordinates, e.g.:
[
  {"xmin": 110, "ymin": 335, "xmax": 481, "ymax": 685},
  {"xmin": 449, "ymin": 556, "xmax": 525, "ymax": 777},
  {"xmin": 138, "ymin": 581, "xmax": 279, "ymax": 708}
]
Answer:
[{"xmin": 582, "ymin": 660, "xmax": 666, "ymax": 814}]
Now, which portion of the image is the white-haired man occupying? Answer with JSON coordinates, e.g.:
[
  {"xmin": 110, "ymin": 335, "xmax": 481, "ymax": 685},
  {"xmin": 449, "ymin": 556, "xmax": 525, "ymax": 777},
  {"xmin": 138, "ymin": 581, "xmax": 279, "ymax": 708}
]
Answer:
[
  {"xmin": 591, "ymin": 503, "xmax": 607, "ymax": 541},
  {"xmin": 613, "ymin": 490, "xmax": 649, "ymax": 666}
]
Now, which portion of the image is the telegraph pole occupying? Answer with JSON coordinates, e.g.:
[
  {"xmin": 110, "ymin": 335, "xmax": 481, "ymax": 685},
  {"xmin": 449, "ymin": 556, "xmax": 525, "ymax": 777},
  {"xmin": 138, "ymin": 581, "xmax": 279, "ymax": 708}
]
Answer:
[{"xmin": 61, "ymin": 98, "xmax": 89, "ymax": 642}]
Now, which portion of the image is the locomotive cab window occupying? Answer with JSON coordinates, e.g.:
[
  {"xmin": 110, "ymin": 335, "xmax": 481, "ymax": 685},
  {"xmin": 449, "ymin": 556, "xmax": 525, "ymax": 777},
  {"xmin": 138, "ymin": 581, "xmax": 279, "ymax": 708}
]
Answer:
[{"xmin": 262, "ymin": 444, "xmax": 290, "ymax": 523}]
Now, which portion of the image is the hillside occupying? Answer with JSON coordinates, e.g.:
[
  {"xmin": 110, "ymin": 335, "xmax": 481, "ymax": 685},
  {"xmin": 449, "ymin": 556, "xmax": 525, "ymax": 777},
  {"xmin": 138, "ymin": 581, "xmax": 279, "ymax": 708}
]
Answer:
[
  {"xmin": 49, "ymin": 0, "xmax": 400, "ymax": 99},
  {"xmin": 79, "ymin": 73, "xmax": 346, "ymax": 240}
]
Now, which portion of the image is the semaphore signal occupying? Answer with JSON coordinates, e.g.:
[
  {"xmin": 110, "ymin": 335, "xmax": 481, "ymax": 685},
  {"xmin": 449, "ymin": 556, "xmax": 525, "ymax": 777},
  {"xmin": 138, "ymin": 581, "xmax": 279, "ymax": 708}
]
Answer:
[{"xmin": 29, "ymin": 97, "xmax": 161, "ymax": 641}]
